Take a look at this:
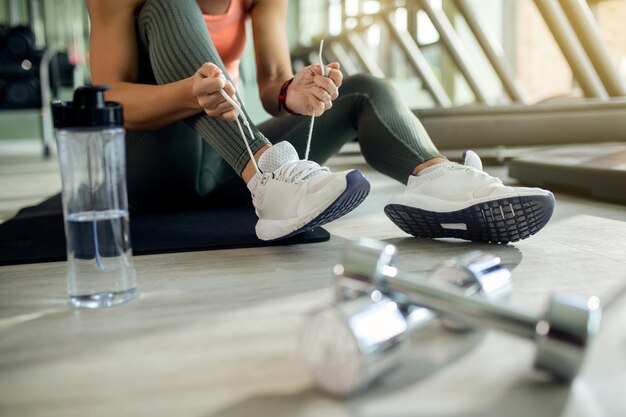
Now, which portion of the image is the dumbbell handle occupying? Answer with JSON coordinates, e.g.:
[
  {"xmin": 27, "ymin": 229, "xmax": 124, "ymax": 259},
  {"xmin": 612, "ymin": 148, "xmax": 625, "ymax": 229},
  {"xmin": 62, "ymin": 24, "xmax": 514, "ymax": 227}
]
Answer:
[
  {"xmin": 377, "ymin": 275, "xmax": 539, "ymax": 340},
  {"xmin": 336, "ymin": 238, "xmax": 600, "ymax": 382}
]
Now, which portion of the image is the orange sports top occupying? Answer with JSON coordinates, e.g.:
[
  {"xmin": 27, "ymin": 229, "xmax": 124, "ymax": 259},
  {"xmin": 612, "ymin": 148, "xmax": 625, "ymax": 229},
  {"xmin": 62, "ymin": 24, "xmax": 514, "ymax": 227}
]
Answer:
[{"xmin": 203, "ymin": 0, "xmax": 248, "ymax": 86}]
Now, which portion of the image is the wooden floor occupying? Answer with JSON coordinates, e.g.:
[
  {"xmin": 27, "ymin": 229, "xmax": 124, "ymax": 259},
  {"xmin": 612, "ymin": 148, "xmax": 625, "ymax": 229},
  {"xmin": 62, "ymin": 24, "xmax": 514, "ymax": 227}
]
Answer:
[{"xmin": 1, "ymin": 148, "xmax": 625, "ymax": 417}]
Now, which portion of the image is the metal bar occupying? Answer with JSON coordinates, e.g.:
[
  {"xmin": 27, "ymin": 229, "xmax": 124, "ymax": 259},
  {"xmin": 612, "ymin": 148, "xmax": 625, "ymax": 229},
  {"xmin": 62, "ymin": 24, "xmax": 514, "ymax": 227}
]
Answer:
[
  {"xmin": 8, "ymin": 0, "xmax": 22, "ymax": 25},
  {"xmin": 501, "ymin": 0, "xmax": 517, "ymax": 70},
  {"xmin": 380, "ymin": 1, "xmax": 393, "ymax": 75},
  {"xmin": 328, "ymin": 40, "xmax": 360, "ymax": 75},
  {"xmin": 453, "ymin": 0, "xmax": 527, "ymax": 103},
  {"xmin": 559, "ymin": 0, "xmax": 626, "ymax": 97},
  {"xmin": 343, "ymin": 31, "xmax": 386, "ymax": 77},
  {"xmin": 414, "ymin": 98, "xmax": 626, "ymax": 148},
  {"xmin": 28, "ymin": 0, "xmax": 46, "ymax": 49},
  {"xmin": 416, "ymin": 0, "xmax": 493, "ymax": 105},
  {"xmin": 324, "ymin": 0, "xmax": 330, "ymax": 36},
  {"xmin": 407, "ymin": 4, "xmax": 418, "ymax": 43},
  {"xmin": 533, "ymin": 0, "xmax": 608, "ymax": 99},
  {"xmin": 388, "ymin": 276, "xmax": 538, "ymax": 340},
  {"xmin": 39, "ymin": 48, "xmax": 54, "ymax": 158},
  {"xmin": 381, "ymin": 14, "xmax": 452, "ymax": 107}
]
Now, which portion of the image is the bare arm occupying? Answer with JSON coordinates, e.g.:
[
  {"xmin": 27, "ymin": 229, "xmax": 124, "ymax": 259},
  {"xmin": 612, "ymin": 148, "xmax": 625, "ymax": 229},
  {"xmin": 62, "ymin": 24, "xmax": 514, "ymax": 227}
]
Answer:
[
  {"xmin": 86, "ymin": 0, "xmax": 201, "ymax": 130},
  {"xmin": 248, "ymin": 0, "xmax": 292, "ymax": 116},
  {"xmin": 87, "ymin": 0, "xmax": 238, "ymax": 130}
]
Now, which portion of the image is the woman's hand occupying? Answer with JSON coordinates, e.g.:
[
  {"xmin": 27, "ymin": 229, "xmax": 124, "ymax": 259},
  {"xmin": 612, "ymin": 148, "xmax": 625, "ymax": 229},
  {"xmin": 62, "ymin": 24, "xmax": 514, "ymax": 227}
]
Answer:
[
  {"xmin": 285, "ymin": 62, "xmax": 342, "ymax": 116},
  {"xmin": 191, "ymin": 62, "xmax": 239, "ymax": 121}
]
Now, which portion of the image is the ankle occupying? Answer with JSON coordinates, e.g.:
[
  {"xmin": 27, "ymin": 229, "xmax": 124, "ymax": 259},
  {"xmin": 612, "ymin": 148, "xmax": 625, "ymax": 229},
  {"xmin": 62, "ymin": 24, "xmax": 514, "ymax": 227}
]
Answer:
[
  {"xmin": 412, "ymin": 157, "xmax": 448, "ymax": 175},
  {"xmin": 242, "ymin": 144, "xmax": 272, "ymax": 183}
]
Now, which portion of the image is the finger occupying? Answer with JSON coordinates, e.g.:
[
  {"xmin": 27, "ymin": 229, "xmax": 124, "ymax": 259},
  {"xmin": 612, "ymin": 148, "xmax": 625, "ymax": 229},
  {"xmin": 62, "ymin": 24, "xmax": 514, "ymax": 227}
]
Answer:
[
  {"xmin": 194, "ymin": 76, "xmax": 226, "ymax": 97},
  {"xmin": 201, "ymin": 98, "xmax": 225, "ymax": 117},
  {"xmin": 197, "ymin": 93, "xmax": 220, "ymax": 108},
  {"xmin": 313, "ymin": 77, "xmax": 338, "ymax": 100},
  {"xmin": 198, "ymin": 95, "xmax": 234, "ymax": 114},
  {"xmin": 207, "ymin": 99, "xmax": 237, "ymax": 115},
  {"xmin": 204, "ymin": 105, "xmax": 238, "ymax": 119},
  {"xmin": 222, "ymin": 80, "xmax": 237, "ymax": 98},
  {"xmin": 309, "ymin": 86, "xmax": 332, "ymax": 109},
  {"xmin": 309, "ymin": 63, "xmax": 324, "ymax": 76},
  {"xmin": 197, "ymin": 62, "xmax": 222, "ymax": 78},
  {"xmin": 308, "ymin": 97, "xmax": 325, "ymax": 117},
  {"xmin": 221, "ymin": 108, "xmax": 239, "ymax": 121},
  {"xmin": 323, "ymin": 62, "xmax": 340, "ymax": 77},
  {"xmin": 326, "ymin": 68, "xmax": 343, "ymax": 89}
]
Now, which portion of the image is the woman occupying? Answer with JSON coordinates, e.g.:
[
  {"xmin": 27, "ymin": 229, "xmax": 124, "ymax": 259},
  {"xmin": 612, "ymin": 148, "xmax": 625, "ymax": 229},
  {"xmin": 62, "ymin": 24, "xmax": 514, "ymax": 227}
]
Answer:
[{"xmin": 86, "ymin": 0, "xmax": 554, "ymax": 243}]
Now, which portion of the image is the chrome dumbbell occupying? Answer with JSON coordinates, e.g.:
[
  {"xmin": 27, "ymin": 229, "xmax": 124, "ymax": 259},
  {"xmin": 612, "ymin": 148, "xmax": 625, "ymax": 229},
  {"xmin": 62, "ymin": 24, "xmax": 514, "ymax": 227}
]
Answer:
[
  {"xmin": 300, "ymin": 239, "xmax": 513, "ymax": 396},
  {"xmin": 339, "ymin": 239, "xmax": 602, "ymax": 382}
]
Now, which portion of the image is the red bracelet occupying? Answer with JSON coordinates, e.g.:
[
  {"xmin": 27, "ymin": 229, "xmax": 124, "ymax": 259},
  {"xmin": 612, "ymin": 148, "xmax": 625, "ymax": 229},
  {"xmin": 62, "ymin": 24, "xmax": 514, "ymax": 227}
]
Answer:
[{"xmin": 278, "ymin": 78, "xmax": 301, "ymax": 116}]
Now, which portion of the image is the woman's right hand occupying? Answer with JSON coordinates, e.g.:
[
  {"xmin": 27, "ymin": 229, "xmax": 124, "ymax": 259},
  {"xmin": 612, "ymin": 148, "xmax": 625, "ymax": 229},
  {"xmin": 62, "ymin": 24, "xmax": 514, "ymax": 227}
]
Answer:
[{"xmin": 191, "ymin": 62, "xmax": 239, "ymax": 121}]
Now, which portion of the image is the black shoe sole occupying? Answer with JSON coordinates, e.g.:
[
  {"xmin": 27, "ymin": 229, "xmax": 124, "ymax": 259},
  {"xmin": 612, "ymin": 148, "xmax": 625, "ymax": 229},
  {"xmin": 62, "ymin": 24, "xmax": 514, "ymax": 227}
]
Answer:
[
  {"xmin": 384, "ymin": 194, "xmax": 555, "ymax": 243},
  {"xmin": 267, "ymin": 170, "xmax": 370, "ymax": 241}
]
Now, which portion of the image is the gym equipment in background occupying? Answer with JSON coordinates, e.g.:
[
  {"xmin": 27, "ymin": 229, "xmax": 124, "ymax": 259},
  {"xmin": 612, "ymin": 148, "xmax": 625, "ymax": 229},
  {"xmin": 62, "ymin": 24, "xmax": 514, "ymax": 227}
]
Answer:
[
  {"xmin": 301, "ymin": 238, "xmax": 602, "ymax": 396},
  {"xmin": 508, "ymin": 143, "xmax": 626, "ymax": 203},
  {"xmin": 0, "ymin": 25, "xmax": 43, "ymax": 109},
  {"xmin": 0, "ymin": 23, "xmax": 71, "ymax": 157},
  {"xmin": 304, "ymin": 0, "xmax": 626, "ymax": 202}
]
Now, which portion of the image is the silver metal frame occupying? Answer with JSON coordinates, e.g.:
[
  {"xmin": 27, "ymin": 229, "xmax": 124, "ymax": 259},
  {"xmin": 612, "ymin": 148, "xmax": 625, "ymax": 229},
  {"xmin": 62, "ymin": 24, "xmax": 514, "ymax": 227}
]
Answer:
[
  {"xmin": 453, "ymin": 0, "xmax": 527, "ymax": 103},
  {"xmin": 416, "ymin": 0, "xmax": 493, "ymax": 105},
  {"xmin": 344, "ymin": 30, "xmax": 386, "ymax": 78},
  {"xmin": 39, "ymin": 48, "xmax": 54, "ymax": 157},
  {"xmin": 327, "ymin": 40, "xmax": 360, "ymax": 76},
  {"xmin": 28, "ymin": 0, "xmax": 46, "ymax": 49},
  {"xmin": 381, "ymin": 14, "xmax": 452, "ymax": 107},
  {"xmin": 416, "ymin": 98, "xmax": 626, "ymax": 148},
  {"xmin": 558, "ymin": 0, "xmax": 626, "ymax": 97},
  {"xmin": 311, "ymin": 0, "xmax": 625, "ymax": 148},
  {"xmin": 532, "ymin": 0, "xmax": 608, "ymax": 100},
  {"xmin": 8, "ymin": 0, "xmax": 23, "ymax": 25}
]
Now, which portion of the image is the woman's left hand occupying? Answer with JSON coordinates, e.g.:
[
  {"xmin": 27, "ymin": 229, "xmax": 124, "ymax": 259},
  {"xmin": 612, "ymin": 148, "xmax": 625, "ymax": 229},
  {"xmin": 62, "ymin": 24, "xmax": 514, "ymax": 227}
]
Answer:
[{"xmin": 285, "ymin": 62, "xmax": 343, "ymax": 116}]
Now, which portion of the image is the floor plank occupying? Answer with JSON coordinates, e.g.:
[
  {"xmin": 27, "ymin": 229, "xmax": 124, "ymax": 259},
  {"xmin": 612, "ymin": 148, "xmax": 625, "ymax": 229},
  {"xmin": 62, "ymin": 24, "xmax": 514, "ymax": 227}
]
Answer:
[{"xmin": 0, "ymin": 151, "xmax": 625, "ymax": 417}]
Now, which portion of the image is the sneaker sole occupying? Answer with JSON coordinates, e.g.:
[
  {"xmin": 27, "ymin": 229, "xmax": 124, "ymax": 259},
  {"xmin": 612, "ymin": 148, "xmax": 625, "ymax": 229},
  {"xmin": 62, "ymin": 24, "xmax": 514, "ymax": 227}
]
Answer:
[
  {"xmin": 263, "ymin": 170, "xmax": 371, "ymax": 241},
  {"xmin": 384, "ymin": 194, "xmax": 555, "ymax": 243}
]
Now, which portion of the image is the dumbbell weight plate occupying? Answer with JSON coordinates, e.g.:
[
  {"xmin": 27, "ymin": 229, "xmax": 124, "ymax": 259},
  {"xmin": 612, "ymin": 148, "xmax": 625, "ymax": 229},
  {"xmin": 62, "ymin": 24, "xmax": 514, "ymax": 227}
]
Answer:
[
  {"xmin": 303, "ymin": 239, "xmax": 513, "ymax": 396},
  {"xmin": 534, "ymin": 293, "xmax": 602, "ymax": 381},
  {"xmin": 300, "ymin": 295, "xmax": 428, "ymax": 396}
]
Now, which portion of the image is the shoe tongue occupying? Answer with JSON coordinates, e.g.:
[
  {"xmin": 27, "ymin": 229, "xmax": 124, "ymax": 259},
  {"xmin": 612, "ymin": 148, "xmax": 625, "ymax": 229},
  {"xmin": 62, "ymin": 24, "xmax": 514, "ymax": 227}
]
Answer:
[
  {"xmin": 463, "ymin": 150, "xmax": 483, "ymax": 171},
  {"xmin": 258, "ymin": 141, "xmax": 299, "ymax": 173}
]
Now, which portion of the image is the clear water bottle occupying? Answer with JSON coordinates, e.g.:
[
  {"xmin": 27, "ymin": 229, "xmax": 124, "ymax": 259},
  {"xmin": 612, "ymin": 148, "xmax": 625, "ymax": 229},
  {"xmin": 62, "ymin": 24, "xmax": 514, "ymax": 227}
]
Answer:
[{"xmin": 52, "ymin": 86, "xmax": 138, "ymax": 308}]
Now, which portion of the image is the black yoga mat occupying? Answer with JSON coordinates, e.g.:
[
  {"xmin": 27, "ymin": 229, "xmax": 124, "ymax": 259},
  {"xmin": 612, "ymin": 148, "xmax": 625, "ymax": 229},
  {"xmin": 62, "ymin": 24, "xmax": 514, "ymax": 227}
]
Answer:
[{"xmin": 0, "ymin": 194, "xmax": 330, "ymax": 266}]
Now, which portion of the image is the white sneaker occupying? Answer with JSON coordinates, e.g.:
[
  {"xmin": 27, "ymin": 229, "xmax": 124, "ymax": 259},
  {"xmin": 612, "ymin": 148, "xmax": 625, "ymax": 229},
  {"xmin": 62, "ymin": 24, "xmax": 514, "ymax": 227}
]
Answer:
[
  {"xmin": 385, "ymin": 151, "xmax": 555, "ymax": 243},
  {"xmin": 248, "ymin": 142, "xmax": 370, "ymax": 241}
]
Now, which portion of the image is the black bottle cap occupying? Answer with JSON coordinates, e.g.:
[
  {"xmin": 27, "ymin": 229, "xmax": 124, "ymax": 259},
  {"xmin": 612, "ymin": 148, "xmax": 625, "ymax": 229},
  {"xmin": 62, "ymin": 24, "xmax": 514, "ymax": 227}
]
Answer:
[{"xmin": 52, "ymin": 85, "xmax": 123, "ymax": 128}]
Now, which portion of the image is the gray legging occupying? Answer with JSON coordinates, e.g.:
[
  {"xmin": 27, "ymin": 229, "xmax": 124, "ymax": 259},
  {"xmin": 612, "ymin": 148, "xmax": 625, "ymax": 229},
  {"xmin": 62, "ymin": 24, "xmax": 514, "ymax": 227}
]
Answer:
[{"xmin": 126, "ymin": 0, "xmax": 443, "ymax": 210}]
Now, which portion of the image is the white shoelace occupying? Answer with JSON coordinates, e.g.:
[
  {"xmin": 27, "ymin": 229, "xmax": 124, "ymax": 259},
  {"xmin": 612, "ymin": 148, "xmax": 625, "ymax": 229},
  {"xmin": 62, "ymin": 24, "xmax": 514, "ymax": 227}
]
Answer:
[
  {"xmin": 450, "ymin": 163, "xmax": 503, "ymax": 184},
  {"xmin": 220, "ymin": 88, "xmax": 328, "ymax": 184},
  {"xmin": 304, "ymin": 40, "xmax": 329, "ymax": 161},
  {"xmin": 219, "ymin": 39, "xmax": 327, "ymax": 178},
  {"xmin": 273, "ymin": 159, "xmax": 329, "ymax": 184},
  {"xmin": 219, "ymin": 87, "xmax": 261, "ymax": 175}
]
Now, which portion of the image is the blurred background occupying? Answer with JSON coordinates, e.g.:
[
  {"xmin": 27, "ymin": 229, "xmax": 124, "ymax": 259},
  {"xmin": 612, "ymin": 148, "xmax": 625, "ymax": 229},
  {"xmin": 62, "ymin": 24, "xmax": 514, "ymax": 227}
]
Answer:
[
  {"xmin": 0, "ymin": 0, "xmax": 626, "ymax": 135},
  {"xmin": 1, "ymin": 0, "xmax": 625, "ymax": 169}
]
